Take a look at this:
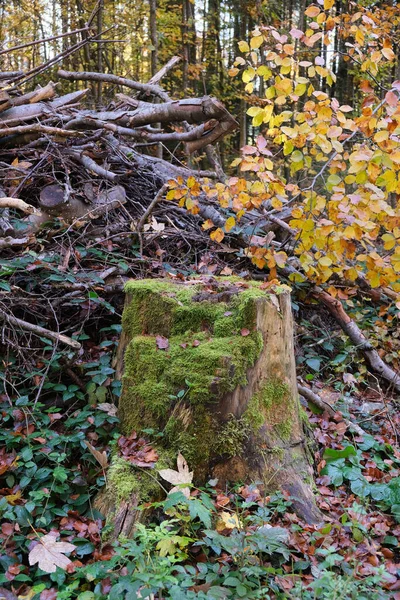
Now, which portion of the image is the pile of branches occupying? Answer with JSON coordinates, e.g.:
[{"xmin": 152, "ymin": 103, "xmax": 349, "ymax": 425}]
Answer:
[{"xmin": 0, "ymin": 60, "xmax": 238, "ymax": 254}]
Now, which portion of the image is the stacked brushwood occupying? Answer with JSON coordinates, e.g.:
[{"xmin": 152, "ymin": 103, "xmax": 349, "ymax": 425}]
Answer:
[{"xmin": 0, "ymin": 61, "xmax": 238, "ymax": 257}]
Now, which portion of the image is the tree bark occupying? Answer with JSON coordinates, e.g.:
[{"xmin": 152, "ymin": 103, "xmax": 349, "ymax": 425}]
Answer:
[{"xmin": 106, "ymin": 278, "xmax": 322, "ymax": 534}]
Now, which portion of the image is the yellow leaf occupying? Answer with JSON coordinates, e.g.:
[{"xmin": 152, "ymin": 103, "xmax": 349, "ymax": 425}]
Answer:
[
  {"xmin": 187, "ymin": 176, "xmax": 196, "ymax": 188},
  {"xmin": 216, "ymin": 511, "xmax": 241, "ymax": 532},
  {"xmin": 225, "ymin": 216, "xmax": 236, "ymax": 232},
  {"xmin": 382, "ymin": 47, "xmax": 395, "ymax": 61},
  {"xmin": 319, "ymin": 256, "xmax": 332, "ymax": 267},
  {"xmin": 6, "ymin": 490, "xmax": 22, "ymax": 505},
  {"xmin": 202, "ymin": 219, "xmax": 214, "ymax": 230},
  {"xmin": 263, "ymin": 104, "xmax": 274, "ymax": 124},
  {"xmin": 382, "ymin": 233, "xmax": 396, "ymax": 250},
  {"xmin": 242, "ymin": 67, "xmax": 256, "ymax": 83},
  {"xmin": 251, "ymin": 181, "xmax": 265, "ymax": 194},
  {"xmin": 247, "ymin": 106, "xmax": 263, "ymax": 117},
  {"xmin": 391, "ymin": 151, "xmax": 400, "ymax": 164},
  {"xmin": 324, "ymin": 0, "xmax": 334, "ymax": 9},
  {"xmin": 271, "ymin": 197, "xmax": 283, "ymax": 209},
  {"xmin": 250, "ymin": 35, "xmax": 263, "ymax": 49},
  {"xmin": 238, "ymin": 40, "xmax": 250, "ymax": 53},
  {"xmin": 210, "ymin": 228, "xmax": 225, "ymax": 243},
  {"xmin": 374, "ymin": 130, "xmax": 389, "ymax": 143}
]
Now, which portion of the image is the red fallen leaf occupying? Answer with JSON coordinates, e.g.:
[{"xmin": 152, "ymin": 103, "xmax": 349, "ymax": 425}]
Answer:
[
  {"xmin": 40, "ymin": 589, "xmax": 57, "ymax": 600},
  {"xmin": 33, "ymin": 437, "xmax": 46, "ymax": 444},
  {"xmin": 240, "ymin": 328, "xmax": 250, "ymax": 336},
  {"xmin": 216, "ymin": 494, "xmax": 230, "ymax": 507},
  {"xmin": 367, "ymin": 555, "xmax": 379, "ymax": 567},
  {"xmin": 12, "ymin": 409, "xmax": 24, "ymax": 421},
  {"xmin": 118, "ymin": 432, "xmax": 158, "ymax": 468},
  {"xmin": 318, "ymin": 486, "xmax": 333, "ymax": 496},
  {"xmin": 180, "ymin": 343, "xmax": 188, "ymax": 349},
  {"xmin": 156, "ymin": 335, "xmax": 169, "ymax": 350},
  {"xmin": 192, "ymin": 339, "xmax": 200, "ymax": 347},
  {"xmin": 101, "ymin": 577, "xmax": 112, "ymax": 595},
  {"xmin": 1, "ymin": 523, "xmax": 13, "ymax": 536},
  {"xmin": 382, "ymin": 547, "xmax": 394, "ymax": 559},
  {"xmin": 49, "ymin": 413, "xmax": 62, "ymax": 423}
]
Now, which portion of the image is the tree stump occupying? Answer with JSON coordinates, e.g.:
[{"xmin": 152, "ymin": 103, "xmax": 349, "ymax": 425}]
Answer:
[{"xmin": 99, "ymin": 277, "xmax": 321, "ymax": 538}]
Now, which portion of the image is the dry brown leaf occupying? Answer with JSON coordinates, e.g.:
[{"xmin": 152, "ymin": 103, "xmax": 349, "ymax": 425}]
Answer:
[
  {"xmin": 96, "ymin": 403, "xmax": 118, "ymax": 417},
  {"xmin": 28, "ymin": 533, "xmax": 76, "ymax": 574},
  {"xmin": 84, "ymin": 441, "xmax": 108, "ymax": 469}
]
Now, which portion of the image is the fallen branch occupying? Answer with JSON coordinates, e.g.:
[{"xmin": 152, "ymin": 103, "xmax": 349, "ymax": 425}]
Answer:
[
  {"xmin": 0, "ymin": 236, "xmax": 35, "ymax": 249},
  {"xmin": 298, "ymin": 384, "xmax": 365, "ymax": 436},
  {"xmin": 68, "ymin": 150, "xmax": 119, "ymax": 183},
  {"xmin": 58, "ymin": 69, "xmax": 169, "ymax": 101},
  {"xmin": 0, "ymin": 309, "xmax": 81, "ymax": 351},
  {"xmin": 312, "ymin": 286, "xmax": 400, "ymax": 393}
]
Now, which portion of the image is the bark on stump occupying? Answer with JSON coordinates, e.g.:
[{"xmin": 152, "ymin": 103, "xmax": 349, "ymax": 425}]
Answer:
[{"xmin": 98, "ymin": 278, "xmax": 321, "ymax": 538}]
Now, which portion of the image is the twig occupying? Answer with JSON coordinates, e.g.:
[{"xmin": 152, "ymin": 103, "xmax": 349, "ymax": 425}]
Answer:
[
  {"xmin": 0, "ymin": 27, "xmax": 89, "ymax": 56},
  {"xmin": 137, "ymin": 183, "xmax": 168, "ymax": 254}
]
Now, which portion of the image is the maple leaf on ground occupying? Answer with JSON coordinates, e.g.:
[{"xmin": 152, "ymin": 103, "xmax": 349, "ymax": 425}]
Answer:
[
  {"xmin": 158, "ymin": 452, "xmax": 193, "ymax": 498},
  {"xmin": 28, "ymin": 533, "xmax": 76, "ymax": 573}
]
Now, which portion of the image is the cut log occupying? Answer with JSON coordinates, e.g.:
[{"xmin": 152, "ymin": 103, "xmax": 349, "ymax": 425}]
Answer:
[{"xmin": 102, "ymin": 277, "xmax": 321, "ymax": 537}]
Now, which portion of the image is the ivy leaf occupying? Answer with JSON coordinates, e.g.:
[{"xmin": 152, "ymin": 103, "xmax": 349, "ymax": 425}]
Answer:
[{"xmin": 188, "ymin": 498, "xmax": 212, "ymax": 528}]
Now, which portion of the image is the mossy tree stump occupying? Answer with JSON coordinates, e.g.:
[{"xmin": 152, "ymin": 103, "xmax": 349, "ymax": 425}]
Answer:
[{"xmin": 101, "ymin": 277, "xmax": 321, "ymax": 537}]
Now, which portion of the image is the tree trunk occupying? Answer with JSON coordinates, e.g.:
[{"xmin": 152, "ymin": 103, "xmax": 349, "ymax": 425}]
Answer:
[{"xmin": 99, "ymin": 278, "xmax": 321, "ymax": 538}]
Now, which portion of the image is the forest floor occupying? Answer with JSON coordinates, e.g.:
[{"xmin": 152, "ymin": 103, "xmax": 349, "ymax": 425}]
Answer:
[{"xmin": 1, "ymin": 250, "xmax": 400, "ymax": 599}]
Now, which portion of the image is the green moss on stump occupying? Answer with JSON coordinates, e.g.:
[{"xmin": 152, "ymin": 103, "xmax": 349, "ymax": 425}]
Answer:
[{"xmin": 119, "ymin": 279, "xmax": 293, "ymax": 473}]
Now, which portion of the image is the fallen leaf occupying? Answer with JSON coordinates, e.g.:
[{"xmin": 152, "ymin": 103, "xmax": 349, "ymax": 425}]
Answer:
[
  {"xmin": 216, "ymin": 511, "xmax": 241, "ymax": 531},
  {"xmin": 159, "ymin": 453, "xmax": 193, "ymax": 498},
  {"xmin": 240, "ymin": 328, "xmax": 250, "ymax": 336},
  {"xmin": 28, "ymin": 533, "xmax": 76, "ymax": 574},
  {"xmin": 96, "ymin": 403, "xmax": 118, "ymax": 417},
  {"xmin": 84, "ymin": 441, "xmax": 108, "ymax": 469},
  {"xmin": 156, "ymin": 335, "xmax": 169, "ymax": 350}
]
